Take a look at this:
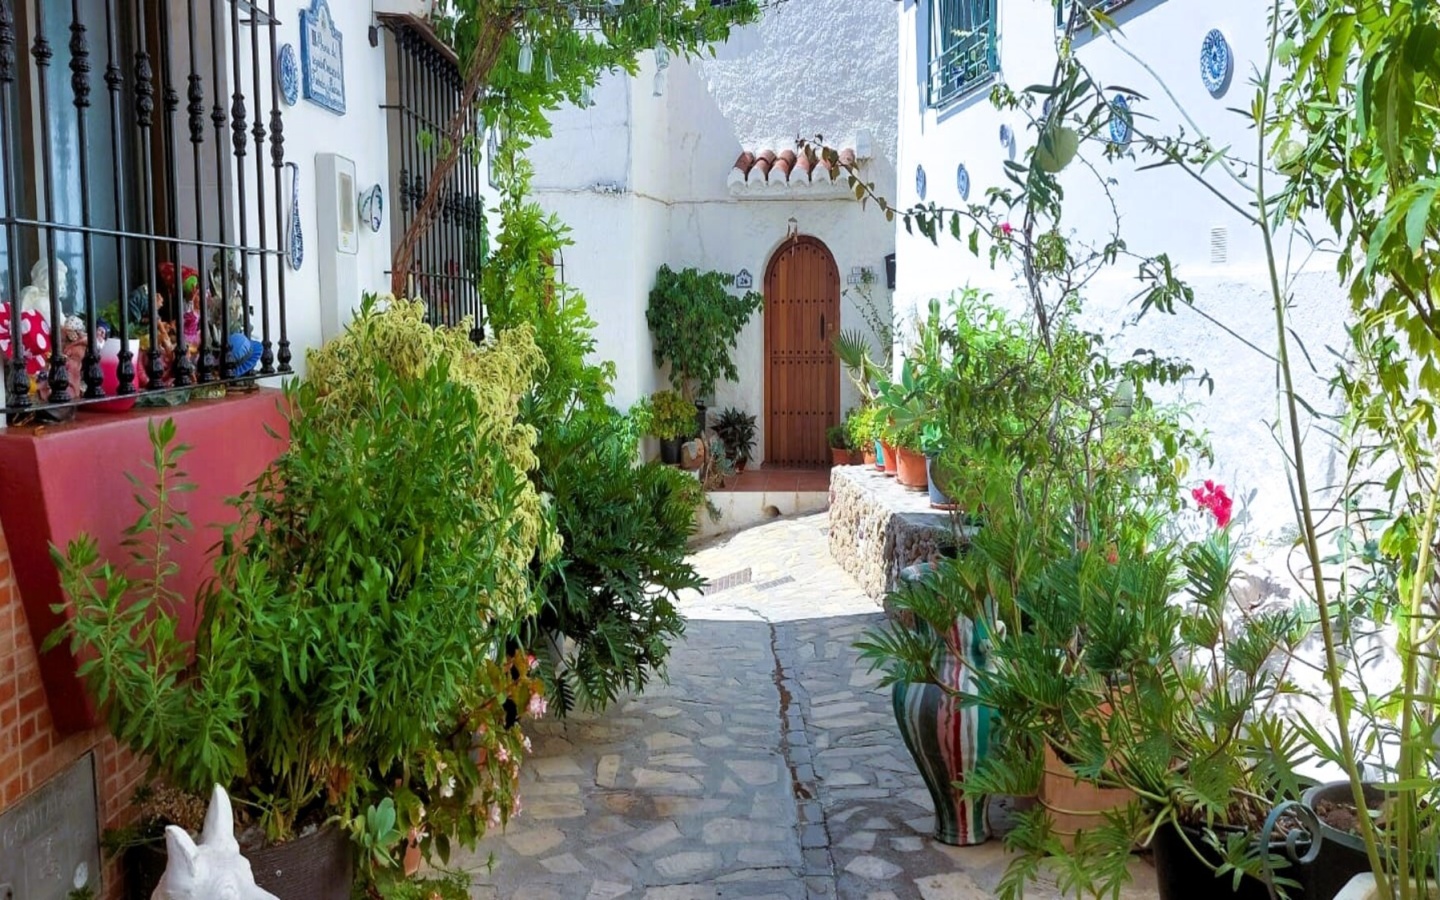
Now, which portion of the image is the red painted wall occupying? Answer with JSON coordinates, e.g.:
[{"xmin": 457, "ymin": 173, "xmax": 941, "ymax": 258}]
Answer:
[{"xmin": 0, "ymin": 389, "xmax": 291, "ymax": 732}]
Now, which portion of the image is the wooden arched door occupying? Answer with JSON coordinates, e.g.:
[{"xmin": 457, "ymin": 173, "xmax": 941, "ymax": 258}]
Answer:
[{"xmin": 764, "ymin": 236, "xmax": 840, "ymax": 466}]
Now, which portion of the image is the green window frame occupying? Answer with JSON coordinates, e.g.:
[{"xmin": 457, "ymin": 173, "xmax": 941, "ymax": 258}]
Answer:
[{"xmin": 926, "ymin": 0, "xmax": 998, "ymax": 109}]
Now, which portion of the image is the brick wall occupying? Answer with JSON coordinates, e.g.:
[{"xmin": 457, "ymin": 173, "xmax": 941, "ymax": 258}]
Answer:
[{"xmin": 0, "ymin": 528, "xmax": 148, "ymax": 900}]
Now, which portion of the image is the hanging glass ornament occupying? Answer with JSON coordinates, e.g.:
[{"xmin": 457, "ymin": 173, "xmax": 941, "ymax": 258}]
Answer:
[
  {"xmin": 544, "ymin": 50, "xmax": 556, "ymax": 83},
  {"xmin": 580, "ymin": 83, "xmax": 593, "ymax": 108},
  {"xmin": 654, "ymin": 44, "xmax": 671, "ymax": 72},
  {"xmin": 517, "ymin": 37, "xmax": 534, "ymax": 74}
]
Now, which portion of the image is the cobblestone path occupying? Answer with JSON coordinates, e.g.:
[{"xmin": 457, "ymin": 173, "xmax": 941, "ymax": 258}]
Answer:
[{"xmin": 458, "ymin": 513, "xmax": 1157, "ymax": 899}]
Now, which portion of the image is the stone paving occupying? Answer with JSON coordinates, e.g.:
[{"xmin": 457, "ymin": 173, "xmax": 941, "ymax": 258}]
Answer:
[{"xmin": 457, "ymin": 513, "xmax": 1158, "ymax": 899}]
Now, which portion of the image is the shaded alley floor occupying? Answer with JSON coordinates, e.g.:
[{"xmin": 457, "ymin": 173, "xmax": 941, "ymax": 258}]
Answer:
[{"xmin": 458, "ymin": 513, "xmax": 1158, "ymax": 899}]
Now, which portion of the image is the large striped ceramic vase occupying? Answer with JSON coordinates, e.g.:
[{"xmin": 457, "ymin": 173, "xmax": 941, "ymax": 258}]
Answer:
[{"xmin": 891, "ymin": 615, "xmax": 995, "ymax": 846}]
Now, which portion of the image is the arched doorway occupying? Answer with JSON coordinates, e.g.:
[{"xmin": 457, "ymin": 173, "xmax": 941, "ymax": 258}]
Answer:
[{"xmin": 764, "ymin": 235, "xmax": 841, "ymax": 467}]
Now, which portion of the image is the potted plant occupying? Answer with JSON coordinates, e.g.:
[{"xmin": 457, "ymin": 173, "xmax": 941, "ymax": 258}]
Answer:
[
  {"xmin": 647, "ymin": 265, "xmax": 762, "ymax": 416},
  {"xmin": 847, "ymin": 404, "xmax": 884, "ymax": 469},
  {"xmin": 919, "ymin": 422, "xmax": 959, "ymax": 510},
  {"xmin": 713, "ymin": 406, "xmax": 758, "ymax": 472},
  {"xmin": 49, "ymin": 301, "xmax": 556, "ymax": 900},
  {"xmin": 826, "ymin": 422, "xmax": 851, "ymax": 467},
  {"xmin": 646, "ymin": 388, "xmax": 699, "ymax": 465}
]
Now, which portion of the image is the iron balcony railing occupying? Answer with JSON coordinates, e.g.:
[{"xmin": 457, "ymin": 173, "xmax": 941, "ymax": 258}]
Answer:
[
  {"xmin": 0, "ymin": 0, "xmax": 293, "ymax": 422},
  {"xmin": 927, "ymin": 23, "xmax": 998, "ymax": 109},
  {"xmin": 379, "ymin": 14, "xmax": 485, "ymax": 343}
]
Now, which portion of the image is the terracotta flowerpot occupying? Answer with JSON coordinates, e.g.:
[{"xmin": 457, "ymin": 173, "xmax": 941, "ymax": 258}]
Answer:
[
  {"xmin": 850, "ymin": 449, "xmax": 865, "ymax": 465},
  {"xmin": 881, "ymin": 442, "xmax": 898, "ymax": 476},
  {"xmin": 895, "ymin": 447, "xmax": 928, "ymax": 490},
  {"xmin": 862, "ymin": 447, "xmax": 878, "ymax": 467},
  {"xmin": 1039, "ymin": 743, "xmax": 1137, "ymax": 852},
  {"xmin": 830, "ymin": 447, "xmax": 851, "ymax": 467}
]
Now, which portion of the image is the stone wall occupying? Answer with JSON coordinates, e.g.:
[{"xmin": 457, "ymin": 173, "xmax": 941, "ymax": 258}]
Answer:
[{"xmin": 827, "ymin": 466, "xmax": 962, "ymax": 600}]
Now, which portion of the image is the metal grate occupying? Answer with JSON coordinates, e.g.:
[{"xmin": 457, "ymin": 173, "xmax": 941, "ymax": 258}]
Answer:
[
  {"xmin": 1209, "ymin": 226, "xmax": 1228, "ymax": 265},
  {"xmin": 926, "ymin": 0, "xmax": 998, "ymax": 109},
  {"xmin": 703, "ymin": 568, "xmax": 753, "ymax": 596},
  {"xmin": 380, "ymin": 15, "xmax": 485, "ymax": 342},
  {"xmin": 0, "ymin": 0, "xmax": 293, "ymax": 421},
  {"xmin": 753, "ymin": 575, "xmax": 795, "ymax": 593}
]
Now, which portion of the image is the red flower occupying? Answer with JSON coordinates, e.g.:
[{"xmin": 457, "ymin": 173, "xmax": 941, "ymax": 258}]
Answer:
[
  {"xmin": 1193, "ymin": 480, "xmax": 1233, "ymax": 529},
  {"xmin": 1000, "ymin": 223, "xmax": 1013, "ymax": 237}
]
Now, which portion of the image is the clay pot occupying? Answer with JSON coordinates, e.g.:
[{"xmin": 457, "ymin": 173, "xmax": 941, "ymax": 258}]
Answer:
[
  {"xmin": 1038, "ymin": 743, "xmax": 1137, "ymax": 851},
  {"xmin": 895, "ymin": 447, "xmax": 928, "ymax": 490},
  {"xmin": 830, "ymin": 447, "xmax": 851, "ymax": 467},
  {"xmin": 862, "ymin": 447, "xmax": 878, "ymax": 467},
  {"xmin": 850, "ymin": 449, "xmax": 865, "ymax": 465},
  {"xmin": 881, "ymin": 442, "xmax": 898, "ymax": 476}
]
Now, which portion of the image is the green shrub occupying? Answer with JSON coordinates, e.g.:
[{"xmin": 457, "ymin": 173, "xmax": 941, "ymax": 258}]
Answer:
[
  {"xmin": 50, "ymin": 309, "xmax": 554, "ymax": 878},
  {"xmin": 647, "ymin": 264, "xmax": 762, "ymax": 400},
  {"xmin": 646, "ymin": 389, "xmax": 698, "ymax": 440},
  {"xmin": 521, "ymin": 408, "xmax": 702, "ymax": 714}
]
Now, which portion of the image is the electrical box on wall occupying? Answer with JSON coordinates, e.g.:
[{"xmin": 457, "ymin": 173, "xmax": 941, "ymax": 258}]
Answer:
[
  {"xmin": 317, "ymin": 153, "xmax": 358, "ymax": 255},
  {"xmin": 315, "ymin": 153, "xmax": 361, "ymax": 342}
]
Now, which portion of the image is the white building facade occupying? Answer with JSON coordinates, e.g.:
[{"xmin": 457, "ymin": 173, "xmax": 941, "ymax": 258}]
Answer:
[
  {"xmin": 896, "ymin": 0, "xmax": 1350, "ymax": 540},
  {"xmin": 529, "ymin": 0, "xmax": 898, "ymax": 467}
]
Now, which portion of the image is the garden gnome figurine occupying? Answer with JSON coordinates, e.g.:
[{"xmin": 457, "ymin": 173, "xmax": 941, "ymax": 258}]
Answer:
[{"xmin": 151, "ymin": 785, "xmax": 279, "ymax": 900}]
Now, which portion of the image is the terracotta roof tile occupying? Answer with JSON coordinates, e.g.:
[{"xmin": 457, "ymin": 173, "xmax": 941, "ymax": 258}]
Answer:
[{"xmin": 727, "ymin": 145, "xmax": 857, "ymax": 188}]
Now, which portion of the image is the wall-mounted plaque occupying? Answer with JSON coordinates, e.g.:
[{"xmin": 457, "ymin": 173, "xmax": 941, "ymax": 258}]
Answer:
[{"xmin": 301, "ymin": 0, "xmax": 346, "ymax": 115}]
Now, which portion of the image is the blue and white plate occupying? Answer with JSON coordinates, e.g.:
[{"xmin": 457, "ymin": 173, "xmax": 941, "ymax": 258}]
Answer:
[
  {"xmin": 956, "ymin": 163, "xmax": 970, "ymax": 201},
  {"xmin": 916, "ymin": 164, "xmax": 927, "ymax": 201},
  {"xmin": 999, "ymin": 124, "xmax": 1014, "ymax": 148},
  {"xmin": 278, "ymin": 44, "xmax": 300, "ymax": 107},
  {"xmin": 1200, "ymin": 29, "xmax": 1233, "ymax": 96},
  {"xmin": 1109, "ymin": 93, "xmax": 1132, "ymax": 146}
]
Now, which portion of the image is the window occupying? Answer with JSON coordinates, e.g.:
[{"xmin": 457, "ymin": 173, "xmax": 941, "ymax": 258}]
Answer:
[
  {"xmin": 380, "ymin": 14, "xmax": 485, "ymax": 342},
  {"xmin": 0, "ymin": 0, "xmax": 292, "ymax": 420},
  {"xmin": 1057, "ymin": 0, "xmax": 1137, "ymax": 30},
  {"xmin": 927, "ymin": 0, "xmax": 998, "ymax": 109}
]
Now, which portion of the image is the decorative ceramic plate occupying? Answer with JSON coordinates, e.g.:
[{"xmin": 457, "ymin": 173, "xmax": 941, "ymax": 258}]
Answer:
[
  {"xmin": 999, "ymin": 124, "xmax": 1014, "ymax": 147},
  {"xmin": 286, "ymin": 162, "xmax": 304, "ymax": 271},
  {"xmin": 956, "ymin": 164, "xmax": 970, "ymax": 201},
  {"xmin": 278, "ymin": 44, "xmax": 300, "ymax": 107},
  {"xmin": 1200, "ymin": 29, "xmax": 1233, "ymax": 96},
  {"xmin": 1109, "ymin": 93, "xmax": 1132, "ymax": 146},
  {"xmin": 360, "ymin": 184, "xmax": 383, "ymax": 233},
  {"xmin": 916, "ymin": 164, "xmax": 927, "ymax": 201}
]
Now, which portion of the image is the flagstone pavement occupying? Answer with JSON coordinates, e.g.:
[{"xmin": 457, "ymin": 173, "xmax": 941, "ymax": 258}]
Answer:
[{"xmin": 457, "ymin": 512, "xmax": 1158, "ymax": 899}]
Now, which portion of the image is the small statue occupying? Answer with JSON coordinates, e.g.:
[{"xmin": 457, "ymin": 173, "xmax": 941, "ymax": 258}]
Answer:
[
  {"xmin": 208, "ymin": 249, "xmax": 251, "ymax": 339},
  {"xmin": 18, "ymin": 257, "xmax": 69, "ymax": 328},
  {"xmin": 151, "ymin": 785, "xmax": 279, "ymax": 900}
]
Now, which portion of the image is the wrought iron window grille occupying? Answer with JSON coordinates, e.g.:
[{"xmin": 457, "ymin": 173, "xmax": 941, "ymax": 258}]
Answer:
[
  {"xmin": 379, "ymin": 14, "xmax": 486, "ymax": 344},
  {"xmin": 0, "ymin": 0, "xmax": 293, "ymax": 423},
  {"xmin": 926, "ymin": 0, "xmax": 998, "ymax": 110}
]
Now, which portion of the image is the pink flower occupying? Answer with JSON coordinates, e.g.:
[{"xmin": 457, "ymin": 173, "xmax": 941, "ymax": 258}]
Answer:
[
  {"xmin": 496, "ymin": 746, "xmax": 510, "ymax": 764},
  {"xmin": 1193, "ymin": 480, "xmax": 1233, "ymax": 529},
  {"xmin": 527, "ymin": 693, "xmax": 548, "ymax": 719},
  {"xmin": 1000, "ymin": 223, "xmax": 1013, "ymax": 238}
]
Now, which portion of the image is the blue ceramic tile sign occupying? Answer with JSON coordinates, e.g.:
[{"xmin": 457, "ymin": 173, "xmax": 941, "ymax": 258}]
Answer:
[{"xmin": 300, "ymin": 0, "xmax": 345, "ymax": 115}]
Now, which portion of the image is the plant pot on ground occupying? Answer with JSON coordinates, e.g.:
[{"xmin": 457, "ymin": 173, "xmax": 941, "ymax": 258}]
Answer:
[
  {"xmin": 1152, "ymin": 820, "xmax": 1294, "ymax": 900},
  {"xmin": 1038, "ymin": 743, "xmax": 1137, "ymax": 852},
  {"xmin": 1300, "ymin": 781, "xmax": 1390, "ymax": 900},
  {"xmin": 645, "ymin": 389, "xmax": 700, "ymax": 464},
  {"xmin": 827, "ymin": 423, "xmax": 852, "ymax": 467},
  {"xmin": 713, "ymin": 406, "xmax": 757, "ymax": 472},
  {"xmin": 126, "ymin": 820, "xmax": 353, "ymax": 900}
]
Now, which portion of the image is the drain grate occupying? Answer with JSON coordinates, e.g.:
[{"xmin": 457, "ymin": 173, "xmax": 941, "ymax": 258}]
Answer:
[
  {"xmin": 703, "ymin": 568, "xmax": 753, "ymax": 596},
  {"xmin": 754, "ymin": 576, "xmax": 795, "ymax": 593}
]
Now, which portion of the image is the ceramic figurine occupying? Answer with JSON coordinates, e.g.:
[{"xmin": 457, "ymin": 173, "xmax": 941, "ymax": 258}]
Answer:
[
  {"xmin": 151, "ymin": 785, "xmax": 279, "ymax": 900},
  {"xmin": 208, "ymin": 249, "xmax": 251, "ymax": 340},
  {"xmin": 19, "ymin": 257, "xmax": 68, "ymax": 328}
]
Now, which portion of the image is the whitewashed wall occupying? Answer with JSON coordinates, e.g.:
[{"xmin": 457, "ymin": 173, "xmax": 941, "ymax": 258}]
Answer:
[
  {"xmin": 896, "ymin": 0, "xmax": 1350, "ymax": 539},
  {"xmin": 530, "ymin": 0, "xmax": 901, "ymax": 466}
]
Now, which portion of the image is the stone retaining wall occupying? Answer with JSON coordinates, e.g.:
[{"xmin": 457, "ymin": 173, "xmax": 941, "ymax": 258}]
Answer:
[{"xmin": 827, "ymin": 465, "xmax": 963, "ymax": 600}]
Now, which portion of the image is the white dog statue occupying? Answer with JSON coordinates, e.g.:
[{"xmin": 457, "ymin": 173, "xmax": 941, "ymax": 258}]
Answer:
[{"xmin": 151, "ymin": 785, "xmax": 280, "ymax": 900}]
